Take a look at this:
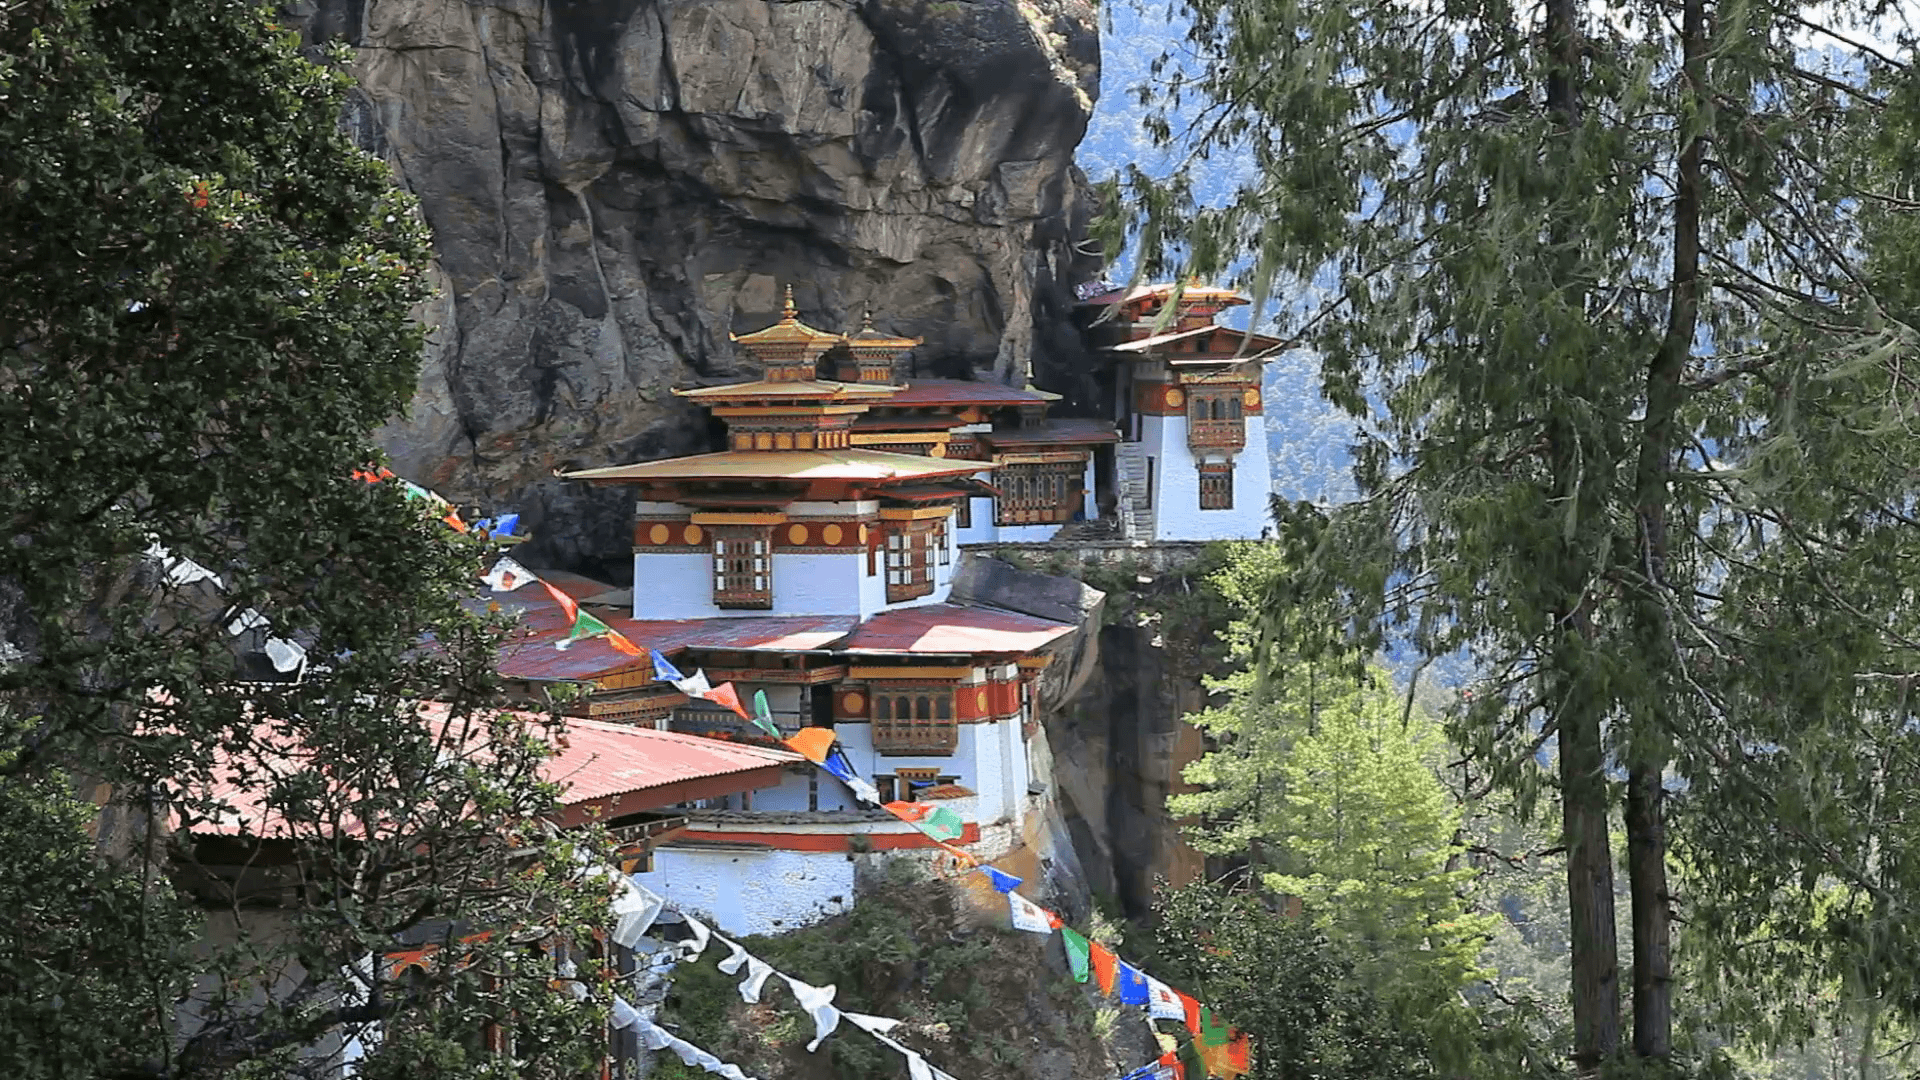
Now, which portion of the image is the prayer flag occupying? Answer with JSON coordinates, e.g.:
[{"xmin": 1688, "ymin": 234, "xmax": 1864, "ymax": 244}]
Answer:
[
  {"xmin": 1178, "ymin": 991, "xmax": 1203, "ymax": 1035},
  {"xmin": 1009, "ymin": 892, "xmax": 1054, "ymax": 934},
  {"xmin": 820, "ymin": 745, "xmax": 860, "ymax": 786},
  {"xmin": 884, "ymin": 800, "xmax": 967, "ymax": 843},
  {"xmin": 605, "ymin": 630, "xmax": 644, "ymax": 656},
  {"xmin": 1090, "ymin": 941, "xmax": 1119, "ymax": 995},
  {"xmin": 846, "ymin": 777, "xmax": 881, "ymax": 805},
  {"xmin": 1061, "ymin": 926, "xmax": 1090, "ymax": 983},
  {"xmin": 706, "ymin": 682, "xmax": 751, "ymax": 720},
  {"xmin": 651, "ymin": 649, "xmax": 686, "ymax": 683},
  {"xmin": 1177, "ymin": 1039, "xmax": 1205, "ymax": 1078},
  {"xmin": 981, "ymin": 866, "xmax": 1023, "ymax": 893},
  {"xmin": 482, "ymin": 557, "xmax": 534, "ymax": 592},
  {"xmin": 1197, "ymin": 1006, "xmax": 1232, "ymax": 1048},
  {"xmin": 751, "ymin": 689, "xmax": 782, "ymax": 738},
  {"xmin": 674, "ymin": 669, "xmax": 713, "ymax": 698},
  {"xmin": 559, "ymin": 607, "xmax": 615, "ymax": 649},
  {"xmin": 542, "ymin": 580, "xmax": 579, "ymax": 624},
  {"xmin": 1145, "ymin": 975, "xmax": 1185, "ymax": 1022},
  {"xmin": 738, "ymin": 957, "xmax": 776, "ymax": 1003},
  {"xmin": 782, "ymin": 975, "xmax": 841, "ymax": 1052},
  {"xmin": 1117, "ymin": 961, "xmax": 1151, "ymax": 1005},
  {"xmin": 786, "ymin": 726, "xmax": 839, "ymax": 763}
]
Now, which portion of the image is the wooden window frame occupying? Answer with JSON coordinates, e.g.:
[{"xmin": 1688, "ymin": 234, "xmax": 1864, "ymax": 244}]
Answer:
[
  {"xmin": 712, "ymin": 526, "xmax": 773, "ymax": 609},
  {"xmin": 1186, "ymin": 389, "xmax": 1248, "ymax": 450},
  {"xmin": 871, "ymin": 686, "xmax": 958, "ymax": 754},
  {"xmin": 884, "ymin": 525, "xmax": 937, "ymax": 602},
  {"xmin": 994, "ymin": 461, "xmax": 1080, "ymax": 526},
  {"xmin": 1198, "ymin": 462, "xmax": 1234, "ymax": 510}
]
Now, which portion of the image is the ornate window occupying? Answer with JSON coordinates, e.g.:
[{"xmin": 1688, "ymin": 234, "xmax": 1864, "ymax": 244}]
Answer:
[
  {"xmin": 712, "ymin": 527, "xmax": 772, "ymax": 608},
  {"xmin": 1186, "ymin": 389, "xmax": 1247, "ymax": 450},
  {"xmin": 871, "ymin": 687, "xmax": 958, "ymax": 753},
  {"xmin": 954, "ymin": 497, "xmax": 972, "ymax": 530},
  {"xmin": 884, "ymin": 526, "xmax": 937, "ymax": 602},
  {"xmin": 1198, "ymin": 462, "xmax": 1234, "ymax": 510},
  {"xmin": 995, "ymin": 461, "xmax": 1081, "ymax": 525}
]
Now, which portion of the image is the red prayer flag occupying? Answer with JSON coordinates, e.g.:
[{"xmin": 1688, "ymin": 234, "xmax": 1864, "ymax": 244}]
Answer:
[
  {"xmin": 706, "ymin": 681, "xmax": 751, "ymax": 720},
  {"xmin": 1179, "ymin": 991, "xmax": 1203, "ymax": 1035},
  {"xmin": 605, "ymin": 631, "xmax": 644, "ymax": 657},
  {"xmin": 1089, "ymin": 941, "xmax": 1119, "ymax": 995},
  {"xmin": 541, "ymin": 580, "xmax": 579, "ymax": 625}
]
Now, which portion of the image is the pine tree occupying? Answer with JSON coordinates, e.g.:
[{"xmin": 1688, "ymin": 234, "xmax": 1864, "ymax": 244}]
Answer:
[
  {"xmin": 1109, "ymin": 0, "xmax": 1920, "ymax": 1068},
  {"xmin": 0, "ymin": 1, "xmax": 610, "ymax": 1075}
]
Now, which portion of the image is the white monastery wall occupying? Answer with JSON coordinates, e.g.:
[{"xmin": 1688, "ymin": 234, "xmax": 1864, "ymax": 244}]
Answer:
[
  {"xmin": 1145, "ymin": 415, "xmax": 1273, "ymax": 541},
  {"xmin": 631, "ymin": 552, "xmax": 719, "ymax": 619},
  {"xmin": 633, "ymin": 849, "xmax": 856, "ymax": 937}
]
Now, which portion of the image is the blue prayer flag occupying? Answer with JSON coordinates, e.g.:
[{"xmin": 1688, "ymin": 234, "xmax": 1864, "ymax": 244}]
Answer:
[
  {"xmin": 981, "ymin": 867, "xmax": 1023, "ymax": 894},
  {"xmin": 489, "ymin": 513, "xmax": 520, "ymax": 537},
  {"xmin": 1116, "ymin": 962, "xmax": 1151, "ymax": 1006},
  {"xmin": 819, "ymin": 747, "xmax": 858, "ymax": 786},
  {"xmin": 650, "ymin": 650, "xmax": 686, "ymax": 683}
]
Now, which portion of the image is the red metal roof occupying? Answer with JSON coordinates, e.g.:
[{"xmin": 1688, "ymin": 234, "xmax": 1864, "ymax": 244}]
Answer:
[
  {"xmin": 980, "ymin": 418, "xmax": 1119, "ymax": 448},
  {"xmin": 178, "ymin": 703, "xmax": 798, "ymax": 837},
  {"xmin": 530, "ymin": 569, "xmax": 620, "ymax": 601},
  {"xmin": 496, "ymin": 607, "xmax": 858, "ymax": 682},
  {"xmin": 885, "ymin": 378, "xmax": 1060, "ymax": 407},
  {"xmin": 840, "ymin": 604, "xmax": 1075, "ymax": 656},
  {"xmin": 1075, "ymin": 283, "xmax": 1250, "ymax": 308}
]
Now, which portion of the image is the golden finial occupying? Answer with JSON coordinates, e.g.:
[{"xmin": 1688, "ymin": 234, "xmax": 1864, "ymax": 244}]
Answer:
[
  {"xmin": 782, "ymin": 284, "xmax": 798, "ymax": 320},
  {"xmin": 861, "ymin": 307, "xmax": 876, "ymax": 333}
]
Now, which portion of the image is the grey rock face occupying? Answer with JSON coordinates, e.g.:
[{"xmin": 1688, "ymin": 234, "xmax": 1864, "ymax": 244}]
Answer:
[{"xmin": 290, "ymin": 0, "xmax": 1101, "ymax": 577}]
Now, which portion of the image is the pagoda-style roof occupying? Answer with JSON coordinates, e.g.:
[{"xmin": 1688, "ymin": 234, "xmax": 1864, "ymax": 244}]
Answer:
[
  {"xmin": 562, "ymin": 449, "xmax": 995, "ymax": 485},
  {"xmin": 979, "ymin": 418, "xmax": 1121, "ymax": 449},
  {"xmin": 730, "ymin": 286, "xmax": 845, "ymax": 350},
  {"xmin": 1075, "ymin": 282, "xmax": 1250, "ymax": 308},
  {"xmin": 676, "ymin": 379, "xmax": 898, "ymax": 402},
  {"xmin": 844, "ymin": 313, "xmax": 923, "ymax": 354},
  {"xmin": 885, "ymin": 378, "xmax": 1060, "ymax": 407}
]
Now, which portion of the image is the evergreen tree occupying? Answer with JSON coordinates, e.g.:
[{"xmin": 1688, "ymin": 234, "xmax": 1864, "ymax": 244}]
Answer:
[
  {"xmin": 1106, "ymin": 0, "xmax": 1920, "ymax": 1069},
  {"xmin": 0, "ymin": 1, "xmax": 609, "ymax": 1075}
]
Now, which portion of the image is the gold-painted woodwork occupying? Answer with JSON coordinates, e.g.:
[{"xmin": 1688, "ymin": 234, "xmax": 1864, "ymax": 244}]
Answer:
[{"xmin": 691, "ymin": 511, "xmax": 788, "ymax": 526}]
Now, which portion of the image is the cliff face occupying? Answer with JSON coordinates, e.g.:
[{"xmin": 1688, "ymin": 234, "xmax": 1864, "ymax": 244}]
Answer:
[{"xmin": 290, "ymin": 0, "xmax": 1101, "ymax": 576}]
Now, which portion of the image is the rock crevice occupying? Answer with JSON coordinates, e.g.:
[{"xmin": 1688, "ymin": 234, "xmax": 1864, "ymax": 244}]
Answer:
[{"xmin": 288, "ymin": 0, "xmax": 1100, "ymax": 576}]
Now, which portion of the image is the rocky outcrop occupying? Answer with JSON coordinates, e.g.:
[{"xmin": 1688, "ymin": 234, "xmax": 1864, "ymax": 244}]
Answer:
[{"xmin": 289, "ymin": 0, "xmax": 1101, "ymax": 576}]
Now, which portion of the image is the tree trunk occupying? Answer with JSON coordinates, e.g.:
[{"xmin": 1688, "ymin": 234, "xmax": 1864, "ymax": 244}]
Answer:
[
  {"xmin": 1561, "ymin": 685, "xmax": 1623, "ymax": 1070},
  {"xmin": 1623, "ymin": 0, "xmax": 1704, "ymax": 1057},
  {"xmin": 1542, "ymin": 0, "xmax": 1623, "ymax": 1067}
]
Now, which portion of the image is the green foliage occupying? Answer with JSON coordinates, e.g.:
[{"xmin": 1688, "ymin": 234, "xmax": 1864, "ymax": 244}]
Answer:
[
  {"xmin": 0, "ymin": 0, "xmax": 612, "ymax": 1075},
  {"xmin": 657, "ymin": 860, "xmax": 1113, "ymax": 1079},
  {"xmin": 1106, "ymin": 0, "xmax": 1920, "ymax": 1063}
]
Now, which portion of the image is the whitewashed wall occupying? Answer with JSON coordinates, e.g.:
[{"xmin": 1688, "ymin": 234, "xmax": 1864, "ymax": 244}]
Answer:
[
  {"xmin": 1143, "ymin": 414, "xmax": 1273, "ymax": 541},
  {"xmin": 633, "ymin": 848, "xmax": 856, "ymax": 937}
]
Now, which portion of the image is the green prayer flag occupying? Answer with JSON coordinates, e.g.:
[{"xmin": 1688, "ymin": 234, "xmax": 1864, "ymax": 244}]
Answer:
[
  {"xmin": 914, "ymin": 804, "xmax": 966, "ymax": 843},
  {"xmin": 1178, "ymin": 1038, "xmax": 1206, "ymax": 1076},
  {"xmin": 750, "ymin": 690, "xmax": 781, "ymax": 738},
  {"xmin": 1198, "ymin": 1006, "xmax": 1232, "ymax": 1048},
  {"xmin": 568, "ymin": 609, "xmax": 613, "ymax": 642},
  {"xmin": 1060, "ymin": 926, "xmax": 1090, "ymax": 983}
]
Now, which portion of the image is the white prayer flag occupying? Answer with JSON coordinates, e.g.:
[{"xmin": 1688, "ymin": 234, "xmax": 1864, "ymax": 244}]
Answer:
[
  {"xmin": 846, "ymin": 777, "xmax": 882, "ymax": 806},
  {"xmin": 716, "ymin": 936, "xmax": 751, "ymax": 976},
  {"xmin": 611, "ymin": 996, "xmax": 641, "ymax": 1030},
  {"xmin": 226, "ymin": 607, "xmax": 269, "ymax": 636},
  {"xmin": 264, "ymin": 636, "xmax": 306, "ymax": 674},
  {"xmin": 1145, "ymin": 975, "xmax": 1185, "ymax": 1021},
  {"xmin": 843, "ymin": 1012, "xmax": 903, "ymax": 1036},
  {"xmin": 1008, "ymin": 892, "xmax": 1054, "ymax": 934},
  {"xmin": 638, "ymin": 1019, "xmax": 675, "ymax": 1051},
  {"xmin": 679, "ymin": 915, "xmax": 713, "ymax": 960},
  {"xmin": 738, "ymin": 957, "xmax": 776, "ymax": 1003},
  {"xmin": 482, "ymin": 556, "xmax": 535, "ymax": 592},
  {"xmin": 610, "ymin": 881, "xmax": 664, "ymax": 948},
  {"xmin": 783, "ymin": 975, "xmax": 841, "ymax": 1052},
  {"xmin": 673, "ymin": 669, "xmax": 713, "ymax": 698}
]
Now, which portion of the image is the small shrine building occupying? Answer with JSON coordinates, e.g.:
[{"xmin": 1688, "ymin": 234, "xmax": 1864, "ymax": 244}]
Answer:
[{"xmin": 1078, "ymin": 283, "xmax": 1281, "ymax": 542}]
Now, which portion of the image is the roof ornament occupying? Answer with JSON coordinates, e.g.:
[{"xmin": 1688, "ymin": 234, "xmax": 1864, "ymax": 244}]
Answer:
[{"xmin": 782, "ymin": 283, "xmax": 799, "ymax": 320}]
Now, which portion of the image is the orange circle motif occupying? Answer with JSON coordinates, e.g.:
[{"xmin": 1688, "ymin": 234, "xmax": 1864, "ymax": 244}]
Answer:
[
  {"xmin": 975, "ymin": 689, "xmax": 990, "ymax": 712},
  {"xmin": 684, "ymin": 524, "xmax": 704, "ymax": 545},
  {"xmin": 842, "ymin": 691, "xmax": 865, "ymax": 714},
  {"xmin": 1243, "ymin": 388, "xmax": 1261, "ymax": 408},
  {"xmin": 787, "ymin": 523, "xmax": 809, "ymax": 546},
  {"xmin": 857, "ymin": 524, "xmax": 869, "ymax": 545},
  {"xmin": 648, "ymin": 523, "xmax": 670, "ymax": 545},
  {"xmin": 1164, "ymin": 387, "xmax": 1185, "ymax": 408},
  {"xmin": 822, "ymin": 523, "xmax": 844, "ymax": 546},
  {"xmin": 929, "ymin": 442, "xmax": 947, "ymax": 458}
]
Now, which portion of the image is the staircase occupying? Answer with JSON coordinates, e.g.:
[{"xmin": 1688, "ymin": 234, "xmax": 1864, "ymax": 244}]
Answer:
[{"xmin": 1115, "ymin": 442, "xmax": 1155, "ymax": 541}]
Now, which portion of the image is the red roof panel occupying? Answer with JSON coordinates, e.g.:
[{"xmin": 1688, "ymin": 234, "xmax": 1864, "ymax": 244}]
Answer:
[
  {"xmin": 495, "ymin": 607, "xmax": 858, "ymax": 682},
  {"xmin": 885, "ymin": 378, "xmax": 1060, "ymax": 407},
  {"xmin": 840, "ymin": 604, "xmax": 1075, "ymax": 656}
]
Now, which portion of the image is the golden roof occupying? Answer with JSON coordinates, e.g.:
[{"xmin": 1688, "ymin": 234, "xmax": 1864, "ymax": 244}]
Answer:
[
  {"xmin": 564, "ymin": 449, "xmax": 994, "ymax": 484},
  {"xmin": 675, "ymin": 378, "xmax": 899, "ymax": 401},
  {"xmin": 845, "ymin": 309, "xmax": 923, "ymax": 351},
  {"xmin": 731, "ymin": 285, "xmax": 845, "ymax": 348}
]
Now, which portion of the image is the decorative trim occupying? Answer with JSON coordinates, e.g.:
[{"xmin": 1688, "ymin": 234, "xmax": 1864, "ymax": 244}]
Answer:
[
  {"xmin": 850, "ymin": 664, "xmax": 974, "ymax": 680},
  {"xmin": 877, "ymin": 505, "xmax": 956, "ymax": 521},
  {"xmin": 692, "ymin": 511, "xmax": 789, "ymax": 526}
]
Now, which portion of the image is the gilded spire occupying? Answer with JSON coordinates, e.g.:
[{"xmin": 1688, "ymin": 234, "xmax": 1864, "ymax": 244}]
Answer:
[
  {"xmin": 861, "ymin": 307, "xmax": 875, "ymax": 333},
  {"xmin": 782, "ymin": 283, "xmax": 798, "ymax": 320}
]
